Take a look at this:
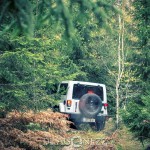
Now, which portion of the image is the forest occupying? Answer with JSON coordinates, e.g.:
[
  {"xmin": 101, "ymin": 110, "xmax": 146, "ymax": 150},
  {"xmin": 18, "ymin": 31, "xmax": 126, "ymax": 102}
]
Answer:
[{"xmin": 0, "ymin": 0, "xmax": 150, "ymax": 149}]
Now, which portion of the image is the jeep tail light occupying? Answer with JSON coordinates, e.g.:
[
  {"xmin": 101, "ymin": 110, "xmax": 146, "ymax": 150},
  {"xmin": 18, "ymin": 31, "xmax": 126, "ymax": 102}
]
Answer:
[
  {"xmin": 104, "ymin": 103, "xmax": 108, "ymax": 109},
  {"xmin": 67, "ymin": 100, "xmax": 72, "ymax": 107}
]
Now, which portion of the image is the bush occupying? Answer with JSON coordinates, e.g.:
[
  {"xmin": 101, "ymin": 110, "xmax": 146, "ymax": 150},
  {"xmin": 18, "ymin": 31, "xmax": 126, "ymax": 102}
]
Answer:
[{"xmin": 0, "ymin": 109, "xmax": 72, "ymax": 150}]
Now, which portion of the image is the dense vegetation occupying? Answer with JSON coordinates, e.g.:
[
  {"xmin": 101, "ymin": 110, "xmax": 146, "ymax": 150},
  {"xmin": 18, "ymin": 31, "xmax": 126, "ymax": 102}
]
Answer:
[
  {"xmin": 0, "ymin": 0, "xmax": 149, "ymax": 148},
  {"xmin": 0, "ymin": 109, "xmax": 144, "ymax": 150}
]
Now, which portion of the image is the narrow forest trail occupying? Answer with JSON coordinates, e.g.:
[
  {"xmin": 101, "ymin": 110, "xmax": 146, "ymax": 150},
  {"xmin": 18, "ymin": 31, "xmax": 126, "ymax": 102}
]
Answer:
[
  {"xmin": 61, "ymin": 119, "xmax": 144, "ymax": 150},
  {"xmin": 0, "ymin": 110, "xmax": 145, "ymax": 150}
]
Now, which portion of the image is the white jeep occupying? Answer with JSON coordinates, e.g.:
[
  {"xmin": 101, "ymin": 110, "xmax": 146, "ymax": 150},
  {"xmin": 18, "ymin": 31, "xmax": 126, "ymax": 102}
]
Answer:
[{"xmin": 58, "ymin": 81, "xmax": 108, "ymax": 131}]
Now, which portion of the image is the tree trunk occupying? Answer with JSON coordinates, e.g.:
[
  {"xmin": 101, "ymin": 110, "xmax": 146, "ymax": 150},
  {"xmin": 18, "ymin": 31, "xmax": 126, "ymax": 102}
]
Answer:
[
  {"xmin": 116, "ymin": 12, "xmax": 121, "ymax": 128},
  {"xmin": 116, "ymin": 0, "xmax": 125, "ymax": 128}
]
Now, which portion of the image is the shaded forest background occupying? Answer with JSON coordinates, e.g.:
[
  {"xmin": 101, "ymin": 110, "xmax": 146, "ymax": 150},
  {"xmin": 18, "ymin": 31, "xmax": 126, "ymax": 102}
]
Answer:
[{"xmin": 0, "ymin": 0, "xmax": 149, "ymax": 145}]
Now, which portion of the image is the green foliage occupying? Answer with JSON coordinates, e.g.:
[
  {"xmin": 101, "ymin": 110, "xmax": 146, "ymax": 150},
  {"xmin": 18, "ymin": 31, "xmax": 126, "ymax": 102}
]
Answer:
[
  {"xmin": 132, "ymin": 0, "xmax": 150, "ymax": 83},
  {"xmin": 0, "ymin": 36, "xmax": 83, "ymax": 112},
  {"xmin": 0, "ymin": 0, "xmax": 33, "ymax": 37},
  {"xmin": 121, "ymin": 91, "xmax": 150, "ymax": 142},
  {"xmin": 26, "ymin": 122, "xmax": 42, "ymax": 131},
  {"xmin": 0, "ymin": 0, "xmax": 117, "ymax": 39},
  {"xmin": 120, "ymin": 0, "xmax": 150, "ymax": 143}
]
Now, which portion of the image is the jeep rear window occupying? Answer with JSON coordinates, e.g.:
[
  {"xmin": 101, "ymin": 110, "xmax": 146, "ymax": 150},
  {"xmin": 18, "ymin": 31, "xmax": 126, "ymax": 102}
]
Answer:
[{"xmin": 72, "ymin": 84, "xmax": 103, "ymax": 100}]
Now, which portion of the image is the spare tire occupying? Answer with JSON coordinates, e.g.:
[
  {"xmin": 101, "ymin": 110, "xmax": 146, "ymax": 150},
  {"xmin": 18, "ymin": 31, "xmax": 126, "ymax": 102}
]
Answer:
[{"xmin": 79, "ymin": 93, "xmax": 102, "ymax": 118}]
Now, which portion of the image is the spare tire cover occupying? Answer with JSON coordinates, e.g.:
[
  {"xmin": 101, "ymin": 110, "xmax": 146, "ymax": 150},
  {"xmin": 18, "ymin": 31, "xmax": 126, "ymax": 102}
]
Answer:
[{"xmin": 79, "ymin": 93, "xmax": 102, "ymax": 118}]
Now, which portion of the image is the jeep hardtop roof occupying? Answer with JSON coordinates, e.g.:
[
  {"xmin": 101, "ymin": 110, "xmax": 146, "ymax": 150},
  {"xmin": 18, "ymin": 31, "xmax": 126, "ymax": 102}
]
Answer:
[{"xmin": 61, "ymin": 81, "xmax": 106, "ymax": 87}]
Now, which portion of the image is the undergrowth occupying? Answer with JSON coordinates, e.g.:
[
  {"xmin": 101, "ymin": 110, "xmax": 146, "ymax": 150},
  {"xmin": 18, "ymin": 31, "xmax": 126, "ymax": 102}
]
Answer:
[
  {"xmin": 0, "ymin": 109, "xmax": 71, "ymax": 150},
  {"xmin": 0, "ymin": 110, "xmax": 147, "ymax": 150}
]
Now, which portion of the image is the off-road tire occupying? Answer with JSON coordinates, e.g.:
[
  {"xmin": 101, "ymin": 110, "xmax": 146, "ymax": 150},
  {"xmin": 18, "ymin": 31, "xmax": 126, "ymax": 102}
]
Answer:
[
  {"xmin": 95, "ymin": 116, "xmax": 106, "ymax": 131},
  {"xmin": 79, "ymin": 93, "xmax": 102, "ymax": 118}
]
